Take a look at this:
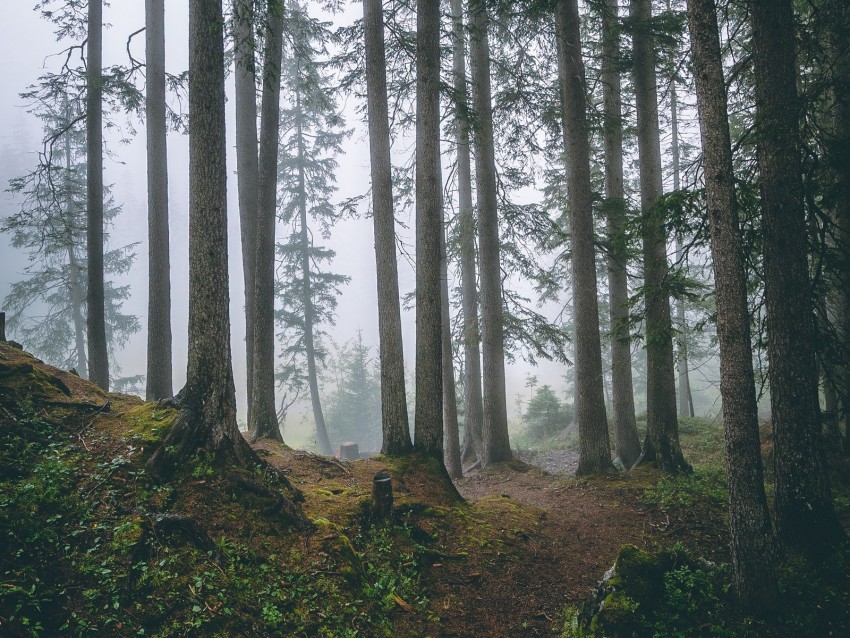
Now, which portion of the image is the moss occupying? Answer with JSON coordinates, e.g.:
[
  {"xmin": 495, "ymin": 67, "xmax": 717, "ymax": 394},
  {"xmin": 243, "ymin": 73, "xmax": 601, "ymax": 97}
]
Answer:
[
  {"xmin": 612, "ymin": 545, "xmax": 664, "ymax": 608},
  {"xmin": 125, "ymin": 403, "xmax": 177, "ymax": 445}
]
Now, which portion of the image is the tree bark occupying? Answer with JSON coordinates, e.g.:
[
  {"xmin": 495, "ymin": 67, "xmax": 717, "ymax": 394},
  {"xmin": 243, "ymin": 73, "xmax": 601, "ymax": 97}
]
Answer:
[
  {"xmin": 414, "ymin": 0, "xmax": 445, "ymax": 460},
  {"xmin": 234, "ymin": 0, "xmax": 260, "ymax": 421},
  {"xmin": 750, "ymin": 0, "xmax": 845, "ymax": 549},
  {"xmin": 555, "ymin": 0, "xmax": 614, "ymax": 475},
  {"xmin": 450, "ymin": 0, "xmax": 484, "ymax": 467},
  {"xmin": 363, "ymin": 0, "xmax": 413, "ymax": 456},
  {"xmin": 469, "ymin": 0, "xmax": 512, "ymax": 465},
  {"xmin": 631, "ymin": 0, "xmax": 689, "ymax": 473},
  {"xmin": 249, "ymin": 0, "xmax": 285, "ymax": 443},
  {"xmin": 86, "ymin": 0, "xmax": 108, "ymax": 391},
  {"xmin": 145, "ymin": 0, "xmax": 173, "ymax": 401},
  {"xmin": 687, "ymin": 0, "xmax": 778, "ymax": 613},
  {"xmin": 442, "ymin": 208, "xmax": 463, "ymax": 478},
  {"xmin": 147, "ymin": 0, "xmax": 258, "ymax": 476},
  {"xmin": 601, "ymin": 0, "xmax": 641, "ymax": 469}
]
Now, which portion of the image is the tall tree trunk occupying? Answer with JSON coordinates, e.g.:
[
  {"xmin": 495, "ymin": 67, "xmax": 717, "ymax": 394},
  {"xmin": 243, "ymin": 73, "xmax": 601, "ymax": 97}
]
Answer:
[
  {"xmin": 414, "ymin": 0, "xmax": 445, "ymax": 459},
  {"xmin": 86, "ymin": 0, "xmax": 108, "ymax": 391},
  {"xmin": 147, "ymin": 0, "xmax": 258, "ymax": 476},
  {"xmin": 669, "ymin": 65, "xmax": 694, "ymax": 417},
  {"xmin": 555, "ymin": 0, "xmax": 614, "ymax": 475},
  {"xmin": 601, "ymin": 0, "xmax": 641, "ymax": 469},
  {"xmin": 450, "ymin": 0, "xmax": 484, "ymax": 467},
  {"xmin": 362, "ymin": 0, "xmax": 413, "ymax": 456},
  {"xmin": 145, "ymin": 0, "xmax": 173, "ymax": 401},
  {"xmin": 294, "ymin": 89, "xmax": 334, "ymax": 456},
  {"xmin": 249, "ymin": 0, "xmax": 284, "ymax": 443},
  {"xmin": 442, "ymin": 211, "xmax": 463, "ymax": 478},
  {"xmin": 469, "ymin": 0, "xmax": 512, "ymax": 465},
  {"xmin": 631, "ymin": 0, "xmax": 689, "ymax": 473},
  {"xmin": 750, "ymin": 0, "xmax": 845, "ymax": 549},
  {"xmin": 234, "ymin": 0, "xmax": 260, "ymax": 421},
  {"xmin": 687, "ymin": 0, "xmax": 778, "ymax": 613}
]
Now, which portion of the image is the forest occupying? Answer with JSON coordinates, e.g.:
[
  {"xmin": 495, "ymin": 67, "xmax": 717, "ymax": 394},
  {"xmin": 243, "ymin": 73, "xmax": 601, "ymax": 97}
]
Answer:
[{"xmin": 0, "ymin": 0, "xmax": 849, "ymax": 636}]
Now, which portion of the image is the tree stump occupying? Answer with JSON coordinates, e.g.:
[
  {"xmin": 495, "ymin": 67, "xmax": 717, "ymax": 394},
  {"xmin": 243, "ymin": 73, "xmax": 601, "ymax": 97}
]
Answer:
[
  {"xmin": 337, "ymin": 442, "xmax": 359, "ymax": 460},
  {"xmin": 372, "ymin": 470, "xmax": 393, "ymax": 523},
  {"xmin": 0, "ymin": 312, "xmax": 5, "ymax": 341}
]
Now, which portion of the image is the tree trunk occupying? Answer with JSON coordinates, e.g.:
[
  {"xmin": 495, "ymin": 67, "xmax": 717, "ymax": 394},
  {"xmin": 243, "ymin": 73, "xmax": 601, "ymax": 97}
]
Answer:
[
  {"xmin": 631, "ymin": 0, "xmax": 689, "ymax": 473},
  {"xmin": 469, "ymin": 0, "xmax": 512, "ymax": 465},
  {"xmin": 442, "ymin": 209, "xmax": 463, "ymax": 478},
  {"xmin": 234, "ymin": 0, "xmax": 260, "ymax": 421},
  {"xmin": 450, "ymin": 0, "xmax": 484, "ymax": 468},
  {"xmin": 601, "ymin": 0, "xmax": 641, "ymax": 469},
  {"xmin": 414, "ymin": 0, "xmax": 445, "ymax": 460},
  {"xmin": 294, "ymin": 89, "xmax": 334, "ymax": 456},
  {"xmin": 555, "ymin": 0, "xmax": 614, "ymax": 475},
  {"xmin": 145, "ymin": 0, "xmax": 173, "ymax": 401},
  {"xmin": 86, "ymin": 0, "xmax": 108, "ymax": 391},
  {"xmin": 147, "ymin": 0, "xmax": 258, "ymax": 476},
  {"xmin": 249, "ymin": 0, "xmax": 284, "ymax": 443},
  {"xmin": 750, "ymin": 0, "xmax": 845, "ymax": 549},
  {"xmin": 362, "ymin": 0, "xmax": 413, "ymax": 456},
  {"xmin": 687, "ymin": 0, "xmax": 778, "ymax": 613}
]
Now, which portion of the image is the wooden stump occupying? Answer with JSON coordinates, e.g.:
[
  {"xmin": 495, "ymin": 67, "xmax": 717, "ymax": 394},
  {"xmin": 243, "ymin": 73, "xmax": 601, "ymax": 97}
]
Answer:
[
  {"xmin": 336, "ymin": 442, "xmax": 359, "ymax": 460},
  {"xmin": 0, "ymin": 312, "xmax": 5, "ymax": 341},
  {"xmin": 372, "ymin": 470, "xmax": 393, "ymax": 523}
]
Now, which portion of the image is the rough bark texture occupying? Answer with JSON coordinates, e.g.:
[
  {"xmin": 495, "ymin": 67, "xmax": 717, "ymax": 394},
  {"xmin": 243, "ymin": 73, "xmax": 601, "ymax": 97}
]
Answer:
[
  {"xmin": 145, "ymin": 0, "xmax": 173, "ymax": 401},
  {"xmin": 687, "ymin": 0, "xmax": 778, "ymax": 613},
  {"xmin": 86, "ymin": 0, "xmax": 108, "ymax": 391},
  {"xmin": 0, "ymin": 312, "xmax": 5, "ymax": 342},
  {"xmin": 249, "ymin": 0, "xmax": 284, "ymax": 443},
  {"xmin": 470, "ymin": 0, "xmax": 512, "ymax": 465},
  {"xmin": 147, "ymin": 0, "xmax": 258, "ymax": 476},
  {"xmin": 414, "ymin": 0, "xmax": 445, "ymax": 459},
  {"xmin": 234, "ymin": 0, "xmax": 260, "ymax": 420},
  {"xmin": 363, "ymin": 0, "xmax": 413, "ymax": 456},
  {"xmin": 631, "ymin": 0, "xmax": 689, "ymax": 473},
  {"xmin": 450, "ymin": 0, "xmax": 484, "ymax": 467},
  {"xmin": 441, "ymin": 209, "xmax": 463, "ymax": 478},
  {"xmin": 555, "ymin": 0, "xmax": 614, "ymax": 475},
  {"xmin": 601, "ymin": 0, "xmax": 640, "ymax": 469},
  {"xmin": 750, "ymin": 0, "xmax": 845, "ymax": 549}
]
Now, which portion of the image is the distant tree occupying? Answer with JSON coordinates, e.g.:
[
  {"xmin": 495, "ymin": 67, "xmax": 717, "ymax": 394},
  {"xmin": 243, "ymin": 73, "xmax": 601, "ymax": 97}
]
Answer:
[
  {"xmin": 362, "ymin": 0, "xmax": 414, "ymax": 456},
  {"xmin": 555, "ymin": 0, "xmax": 614, "ymax": 475},
  {"xmin": 3, "ymin": 97, "xmax": 139, "ymax": 378},
  {"xmin": 523, "ymin": 385, "xmax": 569, "ymax": 441},
  {"xmin": 275, "ymin": 2, "xmax": 350, "ymax": 455},
  {"xmin": 147, "ymin": 0, "xmax": 257, "ymax": 475},
  {"xmin": 145, "ymin": 0, "xmax": 173, "ymax": 401},
  {"xmin": 750, "ymin": 0, "xmax": 845, "ymax": 549}
]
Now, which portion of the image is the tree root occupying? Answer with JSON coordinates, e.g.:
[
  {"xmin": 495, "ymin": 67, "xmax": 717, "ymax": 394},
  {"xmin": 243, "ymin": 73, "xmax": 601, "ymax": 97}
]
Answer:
[{"xmin": 230, "ymin": 475, "xmax": 313, "ymax": 532}]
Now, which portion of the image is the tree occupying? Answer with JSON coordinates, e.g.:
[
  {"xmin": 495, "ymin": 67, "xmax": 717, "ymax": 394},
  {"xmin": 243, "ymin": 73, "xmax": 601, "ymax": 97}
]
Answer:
[
  {"xmin": 686, "ymin": 0, "xmax": 778, "ymax": 612},
  {"xmin": 147, "ymin": 0, "xmax": 257, "ymax": 475},
  {"xmin": 601, "ymin": 0, "xmax": 641, "ymax": 469},
  {"xmin": 442, "ymin": 206, "xmax": 463, "ymax": 478},
  {"xmin": 470, "ymin": 0, "xmax": 511, "ymax": 465},
  {"xmin": 145, "ymin": 0, "xmax": 173, "ymax": 401},
  {"xmin": 86, "ymin": 0, "xmax": 108, "ymax": 390},
  {"xmin": 555, "ymin": 0, "xmax": 613, "ymax": 475},
  {"xmin": 250, "ymin": 0, "xmax": 285, "ymax": 442},
  {"xmin": 449, "ymin": 0, "xmax": 484, "ymax": 467},
  {"xmin": 413, "ymin": 0, "xmax": 444, "ymax": 459},
  {"xmin": 522, "ymin": 385, "xmax": 569, "ymax": 440},
  {"xmin": 750, "ymin": 0, "xmax": 845, "ymax": 549},
  {"xmin": 234, "ymin": 0, "xmax": 260, "ymax": 420},
  {"xmin": 275, "ymin": 2, "xmax": 350, "ymax": 455},
  {"xmin": 630, "ymin": 0, "xmax": 689, "ymax": 473},
  {"xmin": 362, "ymin": 0, "xmax": 413, "ymax": 456}
]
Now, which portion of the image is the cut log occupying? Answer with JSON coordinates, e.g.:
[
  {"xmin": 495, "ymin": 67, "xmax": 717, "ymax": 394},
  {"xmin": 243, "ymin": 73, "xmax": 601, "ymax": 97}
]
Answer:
[{"xmin": 372, "ymin": 469, "xmax": 393, "ymax": 522}]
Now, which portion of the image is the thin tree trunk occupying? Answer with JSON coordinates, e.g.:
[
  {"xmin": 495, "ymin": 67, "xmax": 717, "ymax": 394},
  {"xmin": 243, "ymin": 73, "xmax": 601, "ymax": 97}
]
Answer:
[
  {"xmin": 414, "ymin": 0, "xmax": 445, "ymax": 459},
  {"xmin": 450, "ymin": 0, "xmax": 484, "ymax": 467},
  {"xmin": 442, "ymin": 211, "xmax": 463, "ymax": 478},
  {"xmin": 631, "ymin": 0, "xmax": 689, "ymax": 473},
  {"xmin": 555, "ymin": 0, "xmax": 614, "ymax": 475},
  {"xmin": 687, "ymin": 0, "xmax": 778, "ymax": 613},
  {"xmin": 86, "ymin": 0, "xmax": 108, "ymax": 391},
  {"xmin": 470, "ymin": 0, "xmax": 512, "ymax": 465},
  {"xmin": 601, "ymin": 0, "xmax": 641, "ymax": 469},
  {"xmin": 249, "ymin": 0, "xmax": 284, "ymax": 443},
  {"xmin": 146, "ymin": 0, "xmax": 173, "ymax": 401},
  {"xmin": 148, "ymin": 0, "xmax": 258, "ymax": 476},
  {"xmin": 750, "ymin": 0, "xmax": 845, "ymax": 549},
  {"xmin": 363, "ymin": 0, "xmax": 412, "ymax": 456},
  {"xmin": 63, "ymin": 112, "xmax": 88, "ymax": 378},
  {"xmin": 234, "ymin": 0, "xmax": 260, "ymax": 421}
]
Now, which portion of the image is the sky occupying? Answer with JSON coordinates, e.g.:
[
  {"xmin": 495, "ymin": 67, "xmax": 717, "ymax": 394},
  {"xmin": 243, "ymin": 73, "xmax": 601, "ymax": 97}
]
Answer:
[{"xmin": 0, "ymin": 1, "xmax": 574, "ymax": 429}]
